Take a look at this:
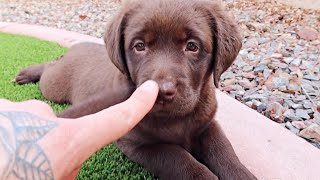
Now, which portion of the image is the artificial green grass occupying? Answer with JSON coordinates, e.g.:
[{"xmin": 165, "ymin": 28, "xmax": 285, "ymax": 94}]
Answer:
[{"xmin": 0, "ymin": 32, "xmax": 153, "ymax": 179}]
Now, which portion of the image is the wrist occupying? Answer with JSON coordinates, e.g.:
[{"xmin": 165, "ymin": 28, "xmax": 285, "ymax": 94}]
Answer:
[{"xmin": 39, "ymin": 119, "xmax": 81, "ymax": 179}]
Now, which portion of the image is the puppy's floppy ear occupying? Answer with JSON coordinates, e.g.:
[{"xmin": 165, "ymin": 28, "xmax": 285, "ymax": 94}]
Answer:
[
  {"xmin": 202, "ymin": 1, "xmax": 242, "ymax": 87},
  {"xmin": 104, "ymin": 5, "xmax": 131, "ymax": 76}
]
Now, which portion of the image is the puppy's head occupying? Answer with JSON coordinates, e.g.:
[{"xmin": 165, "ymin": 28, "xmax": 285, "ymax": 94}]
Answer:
[{"xmin": 105, "ymin": 0, "xmax": 241, "ymax": 116}]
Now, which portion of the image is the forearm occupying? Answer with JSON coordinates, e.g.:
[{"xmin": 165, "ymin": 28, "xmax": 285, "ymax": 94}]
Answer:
[{"xmin": 0, "ymin": 111, "xmax": 81, "ymax": 180}]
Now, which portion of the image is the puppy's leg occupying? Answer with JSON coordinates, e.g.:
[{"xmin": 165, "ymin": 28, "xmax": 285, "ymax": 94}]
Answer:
[
  {"xmin": 117, "ymin": 141, "xmax": 218, "ymax": 180},
  {"xmin": 195, "ymin": 121, "xmax": 257, "ymax": 180},
  {"xmin": 15, "ymin": 64, "xmax": 45, "ymax": 85}
]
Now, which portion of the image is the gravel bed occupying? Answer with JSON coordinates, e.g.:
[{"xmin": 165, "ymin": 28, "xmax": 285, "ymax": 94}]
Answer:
[{"xmin": 1, "ymin": 0, "xmax": 319, "ymax": 148}]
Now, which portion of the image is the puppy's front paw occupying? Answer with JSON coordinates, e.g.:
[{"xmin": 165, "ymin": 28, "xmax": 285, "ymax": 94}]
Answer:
[
  {"xmin": 231, "ymin": 167, "xmax": 257, "ymax": 180},
  {"xmin": 195, "ymin": 172, "xmax": 219, "ymax": 180},
  {"xmin": 15, "ymin": 64, "xmax": 44, "ymax": 85},
  {"xmin": 190, "ymin": 166, "xmax": 219, "ymax": 180}
]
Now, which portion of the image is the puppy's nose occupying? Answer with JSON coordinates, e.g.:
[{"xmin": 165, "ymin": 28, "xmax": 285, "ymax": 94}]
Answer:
[{"xmin": 158, "ymin": 81, "xmax": 177, "ymax": 102}]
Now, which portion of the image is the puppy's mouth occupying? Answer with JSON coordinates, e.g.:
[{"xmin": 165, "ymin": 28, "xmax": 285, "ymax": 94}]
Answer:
[
  {"xmin": 155, "ymin": 98, "xmax": 172, "ymax": 106},
  {"xmin": 151, "ymin": 96, "xmax": 192, "ymax": 117},
  {"xmin": 156, "ymin": 95, "xmax": 174, "ymax": 103},
  {"xmin": 153, "ymin": 95, "xmax": 175, "ymax": 110}
]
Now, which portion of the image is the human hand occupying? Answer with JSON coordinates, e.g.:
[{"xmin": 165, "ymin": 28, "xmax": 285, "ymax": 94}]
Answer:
[{"xmin": 0, "ymin": 80, "xmax": 159, "ymax": 180}]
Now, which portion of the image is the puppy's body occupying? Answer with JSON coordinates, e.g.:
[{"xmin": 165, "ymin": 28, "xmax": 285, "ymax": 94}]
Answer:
[
  {"xmin": 17, "ymin": 43, "xmax": 134, "ymax": 117},
  {"xmin": 16, "ymin": 0, "xmax": 257, "ymax": 179}
]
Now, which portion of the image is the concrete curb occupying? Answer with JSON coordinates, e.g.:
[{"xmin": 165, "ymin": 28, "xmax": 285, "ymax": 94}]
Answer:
[
  {"xmin": 1, "ymin": 22, "xmax": 320, "ymax": 179},
  {"xmin": 0, "ymin": 22, "xmax": 104, "ymax": 47}
]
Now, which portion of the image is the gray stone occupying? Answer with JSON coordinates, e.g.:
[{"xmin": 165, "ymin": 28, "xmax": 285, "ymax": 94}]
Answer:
[
  {"xmin": 243, "ymin": 94, "xmax": 267, "ymax": 101},
  {"xmin": 258, "ymin": 38, "xmax": 270, "ymax": 45},
  {"xmin": 293, "ymin": 95, "xmax": 307, "ymax": 102},
  {"xmin": 283, "ymin": 57, "xmax": 294, "ymax": 64},
  {"xmin": 278, "ymin": 85, "xmax": 287, "ymax": 91},
  {"xmin": 232, "ymin": 84, "xmax": 244, "ymax": 91},
  {"xmin": 221, "ymin": 71, "xmax": 235, "ymax": 80},
  {"xmin": 270, "ymin": 41, "xmax": 281, "ymax": 49},
  {"xmin": 285, "ymin": 121, "xmax": 300, "ymax": 134},
  {"xmin": 287, "ymin": 83, "xmax": 300, "ymax": 92},
  {"xmin": 296, "ymin": 109, "xmax": 310, "ymax": 120},
  {"xmin": 239, "ymin": 49, "xmax": 249, "ymax": 57},
  {"xmin": 274, "ymin": 62, "xmax": 288, "ymax": 69},
  {"xmin": 263, "ymin": 69, "xmax": 272, "ymax": 79},
  {"xmin": 228, "ymin": 93, "xmax": 236, "ymax": 99},
  {"xmin": 291, "ymin": 103, "xmax": 303, "ymax": 109},
  {"xmin": 290, "ymin": 58, "xmax": 302, "ymax": 66},
  {"xmin": 303, "ymin": 101, "xmax": 314, "ymax": 109},
  {"xmin": 236, "ymin": 90, "xmax": 246, "ymax": 96},
  {"xmin": 272, "ymin": 77, "xmax": 289, "ymax": 88},
  {"xmin": 307, "ymin": 109, "xmax": 314, "ymax": 114},
  {"xmin": 254, "ymin": 64, "xmax": 268, "ymax": 72},
  {"xmin": 252, "ymin": 99, "xmax": 262, "ymax": 107},
  {"xmin": 294, "ymin": 46, "xmax": 304, "ymax": 55},
  {"xmin": 242, "ymin": 65, "xmax": 254, "ymax": 72},
  {"xmin": 311, "ymin": 143, "xmax": 320, "ymax": 149},
  {"xmin": 309, "ymin": 54, "xmax": 318, "ymax": 61},
  {"xmin": 234, "ymin": 60, "xmax": 248, "ymax": 68},
  {"xmin": 247, "ymin": 54, "xmax": 256, "ymax": 61},
  {"xmin": 283, "ymin": 109, "xmax": 301, "ymax": 121},
  {"xmin": 245, "ymin": 38, "xmax": 259, "ymax": 49},
  {"xmin": 302, "ymin": 83, "xmax": 316, "ymax": 93},
  {"xmin": 79, "ymin": 21, "xmax": 88, "ymax": 27},
  {"xmin": 314, "ymin": 112, "xmax": 320, "ymax": 126},
  {"xmin": 304, "ymin": 74, "xmax": 320, "ymax": 81},
  {"xmin": 302, "ymin": 60, "xmax": 314, "ymax": 69},
  {"xmin": 284, "ymin": 99, "xmax": 295, "ymax": 107},
  {"xmin": 257, "ymin": 103, "xmax": 267, "ymax": 113}
]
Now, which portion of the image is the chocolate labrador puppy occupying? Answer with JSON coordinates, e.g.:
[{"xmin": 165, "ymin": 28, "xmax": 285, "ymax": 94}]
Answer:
[{"xmin": 16, "ymin": 0, "xmax": 257, "ymax": 179}]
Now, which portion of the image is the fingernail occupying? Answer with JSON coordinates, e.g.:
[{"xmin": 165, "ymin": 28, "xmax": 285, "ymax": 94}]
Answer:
[{"xmin": 139, "ymin": 80, "xmax": 158, "ymax": 92}]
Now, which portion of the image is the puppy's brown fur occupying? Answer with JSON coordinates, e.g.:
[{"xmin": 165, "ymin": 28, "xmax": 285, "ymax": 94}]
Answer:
[{"xmin": 16, "ymin": 0, "xmax": 257, "ymax": 179}]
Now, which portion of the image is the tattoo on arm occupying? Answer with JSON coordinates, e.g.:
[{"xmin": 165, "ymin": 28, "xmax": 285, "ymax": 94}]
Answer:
[{"xmin": 0, "ymin": 111, "xmax": 58, "ymax": 180}]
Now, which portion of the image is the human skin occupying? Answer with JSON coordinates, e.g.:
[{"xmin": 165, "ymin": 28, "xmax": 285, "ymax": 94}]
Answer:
[{"xmin": 0, "ymin": 80, "xmax": 159, "ymax": 180}]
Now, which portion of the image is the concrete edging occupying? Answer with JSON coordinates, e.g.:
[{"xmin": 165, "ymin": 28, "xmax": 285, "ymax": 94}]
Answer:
[{"xmin": 1, "ymin": 22, "xmax": 320, "ymax": 180}]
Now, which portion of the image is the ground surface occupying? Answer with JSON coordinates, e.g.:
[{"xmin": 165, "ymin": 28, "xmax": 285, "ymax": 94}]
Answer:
[
  {"xmin": 0, "ymin": 0, "xmax": 319, "ymax": 164},
  {"xmin": 0, "ymin": 33, "xmax": 152, "ymax": 179}
]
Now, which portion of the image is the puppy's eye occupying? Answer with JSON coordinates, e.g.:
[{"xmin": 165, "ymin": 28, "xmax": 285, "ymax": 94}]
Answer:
[
  {"xmin": 134, "ymin": 42, "xmax": 146, "ymax": 51},
  {"xmin": 186, "ymin": 42, "xmax": 199, "ymax": 52}
]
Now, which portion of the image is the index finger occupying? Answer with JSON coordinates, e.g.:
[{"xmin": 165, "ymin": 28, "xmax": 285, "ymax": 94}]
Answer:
[{"xmin": 74, "ymin": 80, "xmax": 159, "ymax": 154}]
